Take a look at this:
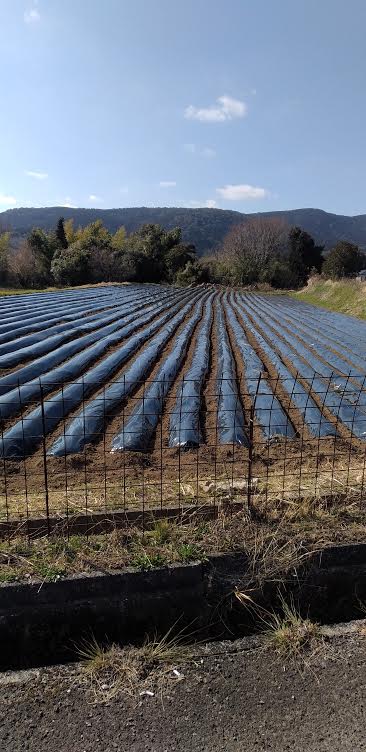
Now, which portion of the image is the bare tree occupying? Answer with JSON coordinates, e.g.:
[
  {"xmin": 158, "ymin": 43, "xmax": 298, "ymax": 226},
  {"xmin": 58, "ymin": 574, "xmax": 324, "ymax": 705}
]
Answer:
[
  {"xmin": 0, "ymin": 224, "xmax": 10, "ymax": 285},
  {"xmin": 8, "ymin": 241, "xmax": 39, "ymax": 288},
  {"xmin": 220, "ymin": 217, "xmax": 288, "ymax": 283}
]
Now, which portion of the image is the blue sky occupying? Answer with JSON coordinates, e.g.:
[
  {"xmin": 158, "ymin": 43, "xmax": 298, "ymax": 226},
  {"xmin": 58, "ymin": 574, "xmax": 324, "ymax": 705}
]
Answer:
[{"xmin": 1, "ymin": 0, "xmax": 366, "ymax": 216}]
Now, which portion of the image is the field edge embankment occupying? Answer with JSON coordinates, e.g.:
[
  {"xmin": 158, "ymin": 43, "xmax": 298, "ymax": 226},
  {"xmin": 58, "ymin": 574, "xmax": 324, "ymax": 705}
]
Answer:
[{"xmin": 293, "ymin": 277, "xmax": 366, "ymax": 319}]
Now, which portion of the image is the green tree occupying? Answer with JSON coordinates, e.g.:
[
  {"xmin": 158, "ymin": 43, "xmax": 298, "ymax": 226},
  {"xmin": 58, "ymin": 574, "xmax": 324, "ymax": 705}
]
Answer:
[
  {"xmin": 22, "ymin": 218, "xmax": 203, "ymax": 287},
  {"xmin": 287, "ymin": 227, "xmax": 321, "ymax": 288},
  {"xmin": 64, "ymin": 219, "xmax": 79, "ymax": 245},
  {"xmin": 51, "ymin": 220, "xmax": 114, "ymax": 285},
  {"xmin": 77, "ymin": 219, "xmax": 111, "ymax": 249},
  {"xmin": 261, "ymin": 258, "xmax": 294, "ymax": 289},
  {"xmin": 306, "ymin": 240, "xmax": 324, "ymax": 273},
  {"xmin": 113, "ymin": 249, "xmax": 145, "ymax": 282},
  {"xmin": 128, "ymin": 224, "xmax": 189, "ymax": 282},
  {"xmin": 89, "ymin": 245, "xmax": 116, "ymax": 282},
  {"xmin": 111, "ymin": 225, "xmax": 127, "ymax": 252},
  {"xmin": 28, "ymin": 228, "xmax": 51, "ymax": 260},
  {"xmin": 27, "ymin": 227, "xmax": 59, "ymax": 283},
  {"xmin": 164, "ymin": 243, "xmax": 196, "ymax": 281},
  {"xmin": 322, "ymin": 241, "xmax": 365, "ymax": 279},
  {"xmin": 175, "ymin": 260, "xmax": 205, "ymax": 286},
  {"xmin": 51, "ymin": 243, "xmax": 91, "ymax": 286},
  {"xmin": 199, "ymin": 255, "xmax": 232, "ymax": 284},
  {"xmin": 56, "ymin": 217, "xmax": 68, "ymax": 249}
]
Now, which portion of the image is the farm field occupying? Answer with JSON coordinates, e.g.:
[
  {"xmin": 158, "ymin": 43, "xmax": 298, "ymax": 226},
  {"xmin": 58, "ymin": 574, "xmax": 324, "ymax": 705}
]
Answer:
[{"xmin": 0, "ymin": 283, "xmax": 366, "ymax": 525}]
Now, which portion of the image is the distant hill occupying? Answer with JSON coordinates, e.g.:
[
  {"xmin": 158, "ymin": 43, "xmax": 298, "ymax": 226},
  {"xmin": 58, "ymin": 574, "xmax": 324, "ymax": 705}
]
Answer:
[{"xmin": 2, "ymin": 205, "xmax": 366, "ymax": 255}]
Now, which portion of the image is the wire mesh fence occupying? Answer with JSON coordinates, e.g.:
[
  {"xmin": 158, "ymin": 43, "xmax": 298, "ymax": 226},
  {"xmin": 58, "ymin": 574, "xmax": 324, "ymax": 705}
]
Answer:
[{"xmin": 1, "ymin": 371, "xmax": 366, "ymax": 538}]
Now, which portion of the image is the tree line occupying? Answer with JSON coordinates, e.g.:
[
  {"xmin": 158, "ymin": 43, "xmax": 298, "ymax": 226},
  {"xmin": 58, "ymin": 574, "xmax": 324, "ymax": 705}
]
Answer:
[
  {"xmin": 0, "ymin": 218, "xmax": 203, "ymax": 288},
  {"xmin": 201, "ymin": 217, "xmax": 366, "ymax": 287},
  {"xmin": 0, "ymin": 215, "xmax": 365, "ymax": 289}
]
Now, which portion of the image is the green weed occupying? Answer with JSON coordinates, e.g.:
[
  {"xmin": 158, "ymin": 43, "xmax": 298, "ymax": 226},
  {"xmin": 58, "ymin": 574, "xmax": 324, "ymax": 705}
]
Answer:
[
  {"xmin": 131, "ymin": 551, "xmax": 167, "ymax": 570},
  {"xmin": 177, "ymin": 543, "xmax": 202, "ymax": 562}
]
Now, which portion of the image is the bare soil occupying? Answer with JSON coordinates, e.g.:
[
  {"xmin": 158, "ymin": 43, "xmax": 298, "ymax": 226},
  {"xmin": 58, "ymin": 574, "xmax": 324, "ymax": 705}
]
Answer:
[
  {"xmin": 1, "ymin": 288, "xmax": 366, "ymax": 522},
  {"xmin": 1, "ymin": 431, "xmax": 364, "ymax": 522}
]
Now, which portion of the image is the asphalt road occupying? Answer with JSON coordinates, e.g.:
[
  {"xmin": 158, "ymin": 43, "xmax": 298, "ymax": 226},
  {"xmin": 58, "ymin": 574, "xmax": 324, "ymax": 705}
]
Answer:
[{"xmin": 1, "ymin": 622, "xmax": 365, "ymax": 752}]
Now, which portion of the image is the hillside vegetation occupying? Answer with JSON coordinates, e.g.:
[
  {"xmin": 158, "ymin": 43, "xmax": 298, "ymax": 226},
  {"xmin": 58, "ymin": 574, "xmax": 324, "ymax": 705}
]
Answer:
[
  {"xmin": 294, "ymin": 278, "xmax": 366, "ymax": 319},
  {"xmin": 0, "ymin": 206, "xmax": 242, "ymax": 256},
  {"xmin": 3, "ymin": 205, "xmax": 366, "ymax": 255},
  {"xmin": 1, "ymin": 211, "xmax": 365, "ymax": 291}
]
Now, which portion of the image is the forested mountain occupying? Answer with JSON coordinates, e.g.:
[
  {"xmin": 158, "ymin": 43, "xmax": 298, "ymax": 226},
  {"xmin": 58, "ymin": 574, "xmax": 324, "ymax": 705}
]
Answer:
[{"xmin": 2, "ymin": 205, "xmax": 366, "ymax": 255}]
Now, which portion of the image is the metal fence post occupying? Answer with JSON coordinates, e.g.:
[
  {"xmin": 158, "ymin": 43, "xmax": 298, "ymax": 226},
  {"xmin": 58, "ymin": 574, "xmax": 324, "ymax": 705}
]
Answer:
[
  {"xmin": 247, "ymin": 372, "xmax": 262, "ymax": 520},
  {"xmin": 39, "ymin": 380, "xmax": 50, "ymax": 535},
  {"xmin": 247, "ymin": 403, "xmax": 254, "ymax": 518}
]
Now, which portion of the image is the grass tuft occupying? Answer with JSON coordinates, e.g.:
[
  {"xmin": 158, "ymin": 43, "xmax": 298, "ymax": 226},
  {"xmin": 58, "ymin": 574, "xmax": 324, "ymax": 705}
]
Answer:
[
  {"xmin": 235, "ymin": 589, "xmax": 320, "ymax": 659},
  {"xmin": 76, "ymin": 623, "xmax": 191, "ymax": 702},
  {"xmin": 131, "ymin": 551, "xmax": 167, "ymax": 570},
  {"xmin": 176, "ymin": 543, "xmax": 203, "ymax": 562},
  {"xmin": 264, "ymin": 597, "xmax": 320, "ymax": 658}
]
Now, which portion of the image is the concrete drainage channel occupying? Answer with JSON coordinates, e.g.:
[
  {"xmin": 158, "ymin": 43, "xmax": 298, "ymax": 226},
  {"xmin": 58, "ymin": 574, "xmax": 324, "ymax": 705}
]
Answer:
[{"xmin": 2, "ymin": 544, "xmax": 366, "ymax": 671}]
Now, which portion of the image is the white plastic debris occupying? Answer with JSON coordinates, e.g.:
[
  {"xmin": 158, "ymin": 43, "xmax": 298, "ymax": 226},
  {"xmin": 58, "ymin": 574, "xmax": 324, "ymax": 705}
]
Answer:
[{"xmin": 140, "ymin": 690, "xmax": 154, "ymax": 697}]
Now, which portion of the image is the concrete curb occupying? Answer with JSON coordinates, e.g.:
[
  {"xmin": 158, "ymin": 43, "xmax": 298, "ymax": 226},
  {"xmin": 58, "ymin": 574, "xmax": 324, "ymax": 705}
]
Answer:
[{"xmin": 1, "ymin": 545, "xmax": 366, "ymax": 670}]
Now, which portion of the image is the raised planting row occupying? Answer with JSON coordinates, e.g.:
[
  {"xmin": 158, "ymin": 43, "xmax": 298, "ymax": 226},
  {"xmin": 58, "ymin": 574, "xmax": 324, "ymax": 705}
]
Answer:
[{"xmin": 1, "ymin": 284, "xmax": 366, "ymax": 461}]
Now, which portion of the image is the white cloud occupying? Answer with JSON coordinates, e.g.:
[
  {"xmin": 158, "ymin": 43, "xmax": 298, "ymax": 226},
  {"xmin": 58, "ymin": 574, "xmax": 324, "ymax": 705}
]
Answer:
[
  {"xmin": 184, "ymin": 95, "xmax": 247, "ymax": 123},
  {"xmin": 24, "ymin": 7, "xmax": 40, "ymax": 23},
  {"xmin": 25, "ymin": 170, "xmax": 48, "ymax": 180},
  {"xmin": 216, "ymin": 184, "xmax": 269, "ymax": 201},
  {"xmin": 89, "ymin": 194, "xmax": 103, "ymax": 202},
  {"xmin": 188, "ymin": 199, "xmax": 217, "ymax": 208},
  {"xmin": 0, "ymin": 194, "xmax": 16, "ymax": 206},
  {"xmin": 159, "ymin": 181, "xmax": 177, "ymax": 188},
  {"xmin": 61, "ymin": 197, "xmax": 77, "ymax": 208},
  {"xmin": 219, "ymin": 95, "xmax": 247, "ymax": 118}
]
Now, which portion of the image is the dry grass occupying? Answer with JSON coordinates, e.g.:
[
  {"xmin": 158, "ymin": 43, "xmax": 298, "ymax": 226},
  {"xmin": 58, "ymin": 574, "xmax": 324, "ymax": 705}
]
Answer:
[
  {"xmin": 1, "ymin": 449, "xmax": 365, "ymax": 522},
  {"xmin": 0, "ymin": 282, "xmax": 131, "ymax": 297},
  {"xmin": 263, "ymin": 597, "xmax": 320, "ymax": 658},
  {"xmin": 265, "ymin": 609, "xmax": 320, "ymax": 663},
  {"xmin": 237, "ymin": 525, "xmax": 312, "ymax": 592},
  {"xmin": 293, "ymin": 276, "xmax": 366, "ymax": 318},
  {"xmin": 235, "ymin": 590, "xmax": 321, "ymax": 659},
  {"xmin": 0, "ymin": 518, "xmax": 207, "ymax": 582},
  {"xmin": 254, "ymin": 456, "xmax": 366, "ymax": 510},
  {"xmin": 76, "ymin": 625, "xmax": 191, "ymax": 703},
  {"xmin": 0, "ymin": 477, "xmax": 201, "ymax": 521},
  {"xmin": 2, "ymin": 449, "xmax": 366, "ymax": 585},
  {"xmin": 1, "ymin": 489, "xmax": 365, "ymax": 585}
]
